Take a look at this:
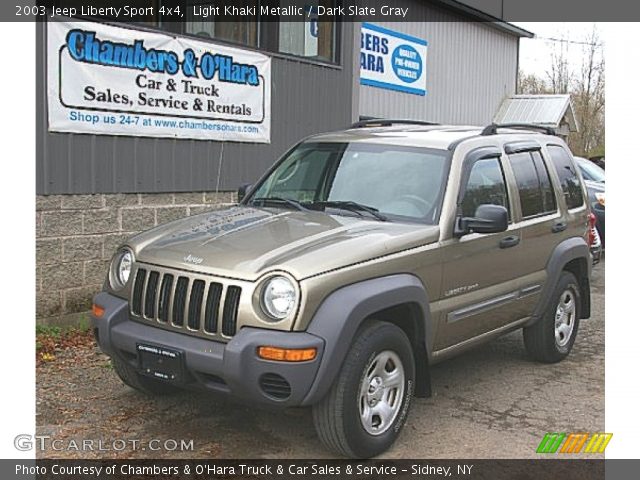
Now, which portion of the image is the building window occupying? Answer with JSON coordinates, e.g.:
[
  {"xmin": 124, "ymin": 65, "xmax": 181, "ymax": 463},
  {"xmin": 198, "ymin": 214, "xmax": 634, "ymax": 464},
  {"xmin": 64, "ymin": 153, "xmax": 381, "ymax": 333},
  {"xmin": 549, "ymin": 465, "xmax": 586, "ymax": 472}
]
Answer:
[
  {"xmin": 277, "ymin": 1, "xmax": 337, "ymax": 62},
  {"xmin": 59, "ymin": 0, "xmax": 340, "ymax": 64},
  {"xmin": 184, "ymin": 0, "xmax": 258, "ymax": 47},
  {"xmin": 168, "ymin": 0, "xmax": 339, "ymax": 63}
]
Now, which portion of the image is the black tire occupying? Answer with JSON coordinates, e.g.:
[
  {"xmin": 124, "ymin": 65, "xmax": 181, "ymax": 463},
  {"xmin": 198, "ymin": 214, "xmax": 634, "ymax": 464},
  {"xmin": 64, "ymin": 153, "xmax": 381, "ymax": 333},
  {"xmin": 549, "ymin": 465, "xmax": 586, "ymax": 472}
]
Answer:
[
  {"xmin": 111, "ymin": 356, "xmax": 181, "ymax": 396},
  {"xmin": 523, "ymin": 271, "xmax": 581, "ymax": 363},
  {"xmin": 312, "ymin": 321, "xmax": 415, "ymax": 458}
]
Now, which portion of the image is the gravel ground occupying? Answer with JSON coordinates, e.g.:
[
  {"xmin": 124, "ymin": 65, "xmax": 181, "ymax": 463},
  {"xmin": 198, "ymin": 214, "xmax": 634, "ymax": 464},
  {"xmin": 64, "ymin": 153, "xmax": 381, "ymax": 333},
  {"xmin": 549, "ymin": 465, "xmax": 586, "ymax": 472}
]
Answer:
[{"xmin": 36, "ymin": 261, "xmax": 605, "ymax": 459}]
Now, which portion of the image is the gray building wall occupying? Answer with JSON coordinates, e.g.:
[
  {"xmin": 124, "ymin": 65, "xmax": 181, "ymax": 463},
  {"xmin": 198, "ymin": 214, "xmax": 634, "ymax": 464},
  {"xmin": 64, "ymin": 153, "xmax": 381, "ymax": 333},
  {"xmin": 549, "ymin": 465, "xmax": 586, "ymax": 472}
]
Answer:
[
  {"xmin": 359, "ymin": 2, "xmax": 520, "ymax": 124},
  {"xmin": 36, "ymin": 21, "xmax": 357, "ymax": 195}
]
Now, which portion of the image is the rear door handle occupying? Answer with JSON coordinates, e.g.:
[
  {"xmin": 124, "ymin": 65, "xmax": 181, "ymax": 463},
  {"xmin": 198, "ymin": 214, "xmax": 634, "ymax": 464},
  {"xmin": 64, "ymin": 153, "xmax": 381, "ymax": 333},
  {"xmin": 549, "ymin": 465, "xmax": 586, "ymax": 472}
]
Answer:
[
  {"xmin": 552, "ymin": 222, "xmax": 568, "ymax": 233},
  {"xmin": 499, "ymin": 235, "xmax": 520, "ymax": 249}
]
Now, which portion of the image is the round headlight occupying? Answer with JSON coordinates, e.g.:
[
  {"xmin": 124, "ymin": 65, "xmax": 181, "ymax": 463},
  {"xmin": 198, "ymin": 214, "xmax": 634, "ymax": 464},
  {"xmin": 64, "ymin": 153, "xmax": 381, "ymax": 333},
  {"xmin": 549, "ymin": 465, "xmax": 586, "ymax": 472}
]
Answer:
[
  {"xmin": 261, "ymin": 276, "xmax": 297, "ymax": 320},
  {"xmin": 111, "ymin": 249, "xmax": 133, "ymax": 289}
]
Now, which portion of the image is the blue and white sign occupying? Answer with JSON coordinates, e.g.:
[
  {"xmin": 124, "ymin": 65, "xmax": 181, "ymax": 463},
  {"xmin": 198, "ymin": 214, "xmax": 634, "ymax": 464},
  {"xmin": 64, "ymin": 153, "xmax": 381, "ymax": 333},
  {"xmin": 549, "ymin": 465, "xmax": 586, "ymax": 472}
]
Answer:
[
  {"xmin": 47, "ymin": 21, "xmax": 271, "ymax": 142},
  {"xmin": 360, "ymin": 23, "xmax": 428, "ymax": 96}
]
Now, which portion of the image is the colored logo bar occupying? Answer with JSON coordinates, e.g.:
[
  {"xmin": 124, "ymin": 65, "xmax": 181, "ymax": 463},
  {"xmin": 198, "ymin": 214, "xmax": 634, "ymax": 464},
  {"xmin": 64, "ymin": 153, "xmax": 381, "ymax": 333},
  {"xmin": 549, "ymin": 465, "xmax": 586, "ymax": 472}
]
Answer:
[{"xmin": 537, "ymin": 433, "xmax": 612, "ymax": 454}]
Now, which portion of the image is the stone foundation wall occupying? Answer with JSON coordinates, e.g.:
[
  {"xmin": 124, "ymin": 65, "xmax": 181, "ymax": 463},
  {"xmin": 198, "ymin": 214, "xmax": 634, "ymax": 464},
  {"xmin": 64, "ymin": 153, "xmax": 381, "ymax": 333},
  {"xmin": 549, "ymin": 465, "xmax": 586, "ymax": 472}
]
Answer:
[{"xmin": 36, "ymin": 192, "xmax": 236, "ymax": 325}]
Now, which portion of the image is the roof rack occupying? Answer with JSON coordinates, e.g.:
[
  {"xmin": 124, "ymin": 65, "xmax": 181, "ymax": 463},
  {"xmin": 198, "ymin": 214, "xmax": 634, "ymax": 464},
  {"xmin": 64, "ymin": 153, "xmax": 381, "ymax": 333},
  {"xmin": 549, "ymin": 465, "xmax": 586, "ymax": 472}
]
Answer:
[
  {"xmin": 481, "ymin": 123, "xmax": 556, "ymax": 136},
  {"xmin": 351, "ymin": 119, "xmax": 440, "ymax": 129}
]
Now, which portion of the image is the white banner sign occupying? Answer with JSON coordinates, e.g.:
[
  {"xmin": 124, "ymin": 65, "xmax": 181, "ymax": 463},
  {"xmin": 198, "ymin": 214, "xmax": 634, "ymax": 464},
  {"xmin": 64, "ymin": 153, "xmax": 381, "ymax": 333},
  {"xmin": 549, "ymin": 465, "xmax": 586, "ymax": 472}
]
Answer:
[
  {"xmin": 47, "ymin": 21, "xmax": 271, "ymax": 142},
  {"xmin": 360, "ymin": 23, "xmax": 428, "ymax": 96}
]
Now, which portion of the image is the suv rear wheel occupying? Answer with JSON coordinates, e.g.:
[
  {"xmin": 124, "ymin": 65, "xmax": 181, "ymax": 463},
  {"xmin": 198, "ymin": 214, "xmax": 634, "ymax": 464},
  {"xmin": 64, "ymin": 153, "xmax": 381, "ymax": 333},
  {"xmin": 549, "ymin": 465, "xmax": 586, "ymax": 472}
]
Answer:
[
  {"xmin": 312, "ymin": 321, "xmax": 415, "ymax": 458},
  {"xmin": 112, "ymin": 357, "xmax": 181, "ymax": 396},
  {"xmin": 523, "ymin": 271, "xmax": 581, "ymax": 363}
]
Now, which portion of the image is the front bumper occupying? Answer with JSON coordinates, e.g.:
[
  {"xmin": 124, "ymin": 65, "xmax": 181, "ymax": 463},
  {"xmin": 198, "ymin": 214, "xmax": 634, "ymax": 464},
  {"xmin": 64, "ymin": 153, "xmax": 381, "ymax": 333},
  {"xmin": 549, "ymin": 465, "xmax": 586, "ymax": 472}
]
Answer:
[{"xmin": 91, "ymin": 292, "xmax": 325, "ymax": 407}]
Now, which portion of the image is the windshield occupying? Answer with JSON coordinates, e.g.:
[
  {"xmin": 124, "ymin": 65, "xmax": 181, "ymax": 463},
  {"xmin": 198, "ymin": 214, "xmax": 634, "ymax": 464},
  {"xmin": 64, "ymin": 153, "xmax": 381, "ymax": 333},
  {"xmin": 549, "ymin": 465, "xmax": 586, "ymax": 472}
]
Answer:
[
  {"xmin": 247, "ymin": 142, "xmax": 450, "ymax": 224},
  {"xmin": 576, "ymin": 158, "xmax": 605, "ymax": 183}
]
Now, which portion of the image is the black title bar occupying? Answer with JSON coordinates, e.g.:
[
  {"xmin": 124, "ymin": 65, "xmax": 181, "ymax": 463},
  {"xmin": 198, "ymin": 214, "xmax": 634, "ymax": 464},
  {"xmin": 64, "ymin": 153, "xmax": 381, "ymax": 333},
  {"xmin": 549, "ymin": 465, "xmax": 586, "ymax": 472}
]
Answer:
[
  {"xmin": 2, "ymin": 0, "xmax": 640, "ymax": 22},
  {"xmin": 0, "ymin": 459, "xmax": 617, "ymax": 480}
]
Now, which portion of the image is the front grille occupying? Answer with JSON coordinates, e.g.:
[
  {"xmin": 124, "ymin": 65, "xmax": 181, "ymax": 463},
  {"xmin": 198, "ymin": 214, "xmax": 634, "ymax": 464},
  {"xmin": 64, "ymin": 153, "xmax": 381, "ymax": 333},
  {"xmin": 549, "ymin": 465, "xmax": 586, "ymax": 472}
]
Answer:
[{"xmin": 130, "ymin": 265, "xmax": 242, "ymax": 339}]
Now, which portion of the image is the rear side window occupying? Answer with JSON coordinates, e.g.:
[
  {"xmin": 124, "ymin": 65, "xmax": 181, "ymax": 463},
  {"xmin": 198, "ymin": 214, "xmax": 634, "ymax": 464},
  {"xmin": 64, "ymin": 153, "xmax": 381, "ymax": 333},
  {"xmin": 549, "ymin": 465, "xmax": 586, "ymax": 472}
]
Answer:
[
  {"xmin": 460, "ymin": 157, "xmax": 509, "ymax": 218},
  {"xmin": 548, "ymin": 145, "xmax": 585, "ymax": 209},
  {"xmin": 508, "ymin": 151, "xmax": 557, "ymax": 218}
]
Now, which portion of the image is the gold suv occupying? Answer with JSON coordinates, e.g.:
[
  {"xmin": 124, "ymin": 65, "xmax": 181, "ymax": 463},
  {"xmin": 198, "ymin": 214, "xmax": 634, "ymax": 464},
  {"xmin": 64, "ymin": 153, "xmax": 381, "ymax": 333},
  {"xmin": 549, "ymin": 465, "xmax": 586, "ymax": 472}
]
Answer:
[{"xmin": 92, "ymin": 121, "xmax": 597, "ymax": 458}]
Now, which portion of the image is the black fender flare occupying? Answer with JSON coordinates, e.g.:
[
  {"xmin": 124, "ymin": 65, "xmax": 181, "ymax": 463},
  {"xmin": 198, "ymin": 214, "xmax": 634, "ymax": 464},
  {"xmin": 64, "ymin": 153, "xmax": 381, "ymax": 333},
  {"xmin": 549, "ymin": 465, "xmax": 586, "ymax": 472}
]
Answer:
[
  {"xmin": 301, "ymin": 274, "xmax": 432, "ymax": 405},
  {"xmin": 526, "ymin": 237, "xmax": 591, "ymax": 326}
]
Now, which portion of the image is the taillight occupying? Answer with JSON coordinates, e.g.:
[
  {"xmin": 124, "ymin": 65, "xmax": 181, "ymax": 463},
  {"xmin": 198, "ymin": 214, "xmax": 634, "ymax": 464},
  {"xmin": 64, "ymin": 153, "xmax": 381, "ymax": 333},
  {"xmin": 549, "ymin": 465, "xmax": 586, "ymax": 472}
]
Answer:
[{"xmin": 588, "ymin": 212, "xmax": 597, "ymax": 246}]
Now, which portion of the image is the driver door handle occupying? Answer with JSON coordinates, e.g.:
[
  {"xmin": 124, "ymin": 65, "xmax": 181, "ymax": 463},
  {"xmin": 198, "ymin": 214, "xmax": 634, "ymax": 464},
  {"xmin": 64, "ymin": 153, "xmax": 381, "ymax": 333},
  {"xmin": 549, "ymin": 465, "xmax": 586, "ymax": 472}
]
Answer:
[
  {"xmin": 499, "ymin": 235, "xmax": 520, "ymax": 249},
  {"xmin": 552, "ymin": 221, "xmax": 568, "ymax": 233}
]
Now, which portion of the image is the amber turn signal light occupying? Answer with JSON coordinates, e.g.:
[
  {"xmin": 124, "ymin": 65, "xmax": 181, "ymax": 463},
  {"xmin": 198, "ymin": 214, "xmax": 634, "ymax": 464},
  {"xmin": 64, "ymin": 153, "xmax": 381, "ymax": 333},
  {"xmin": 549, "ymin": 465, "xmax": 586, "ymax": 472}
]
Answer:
[
  {"xmin": 92, "ymin": 303, "xmax": 105, "ymax": 318},
  {"xmin": 257, "ymin": 346, "xmax": 317, "ymax": 362}
]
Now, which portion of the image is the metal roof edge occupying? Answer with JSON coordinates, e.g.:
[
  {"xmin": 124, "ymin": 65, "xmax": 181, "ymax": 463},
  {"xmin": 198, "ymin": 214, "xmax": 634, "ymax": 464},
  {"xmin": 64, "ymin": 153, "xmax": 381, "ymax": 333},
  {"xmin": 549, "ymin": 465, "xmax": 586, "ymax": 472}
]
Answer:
[{"xmin": 431, "ymin": 0, "xmax": 535, "ymax": 38}]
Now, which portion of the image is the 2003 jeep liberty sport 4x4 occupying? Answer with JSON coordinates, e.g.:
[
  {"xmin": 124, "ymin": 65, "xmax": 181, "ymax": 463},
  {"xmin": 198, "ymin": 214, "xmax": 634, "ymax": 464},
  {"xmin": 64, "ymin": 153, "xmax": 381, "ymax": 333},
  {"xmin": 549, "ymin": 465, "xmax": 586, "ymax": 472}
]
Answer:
[{"xmin": 92, "ymin": 121, "xmax": 598, "ymax": 458}]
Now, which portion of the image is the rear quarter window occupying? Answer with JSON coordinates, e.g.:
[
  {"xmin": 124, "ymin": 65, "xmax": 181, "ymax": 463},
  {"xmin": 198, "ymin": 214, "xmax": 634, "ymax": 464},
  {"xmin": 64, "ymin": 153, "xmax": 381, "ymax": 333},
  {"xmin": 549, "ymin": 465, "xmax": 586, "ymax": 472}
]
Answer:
[
  {"xmin": 508, "ymin": 150, "xmax": 557, "ymax": 218},
  {"xmin": 547, "ymin": 145, "xmax": 585, "ymax": 209}
]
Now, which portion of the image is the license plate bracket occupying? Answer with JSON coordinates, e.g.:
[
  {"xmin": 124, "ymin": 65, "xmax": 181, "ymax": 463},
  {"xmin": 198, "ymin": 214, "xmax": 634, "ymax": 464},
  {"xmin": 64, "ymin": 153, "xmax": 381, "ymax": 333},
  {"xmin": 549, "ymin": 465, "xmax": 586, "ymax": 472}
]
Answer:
[{"xmin": 137, "ymin": 343, "xmax": 183, "ymax": 382}]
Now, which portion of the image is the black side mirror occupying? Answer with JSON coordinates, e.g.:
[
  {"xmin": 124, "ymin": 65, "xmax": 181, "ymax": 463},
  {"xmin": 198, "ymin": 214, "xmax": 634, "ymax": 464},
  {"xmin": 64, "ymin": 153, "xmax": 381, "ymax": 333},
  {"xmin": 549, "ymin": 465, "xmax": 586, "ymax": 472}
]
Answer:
[
  {"xmin": 455, "ymin": 204, "xmax": 508, "ymax": 237},
  {"xmin": 237, "ymin": 183, "xmax": 252, "ymax": 203}
]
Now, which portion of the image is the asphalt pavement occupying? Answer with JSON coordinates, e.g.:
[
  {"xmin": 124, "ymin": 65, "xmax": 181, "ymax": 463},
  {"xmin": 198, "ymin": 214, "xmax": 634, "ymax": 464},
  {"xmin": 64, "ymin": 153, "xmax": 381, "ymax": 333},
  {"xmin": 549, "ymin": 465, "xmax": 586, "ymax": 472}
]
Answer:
[{"xmin": 36, "ymin": 260, "xmax": 605, "ymax": 459}]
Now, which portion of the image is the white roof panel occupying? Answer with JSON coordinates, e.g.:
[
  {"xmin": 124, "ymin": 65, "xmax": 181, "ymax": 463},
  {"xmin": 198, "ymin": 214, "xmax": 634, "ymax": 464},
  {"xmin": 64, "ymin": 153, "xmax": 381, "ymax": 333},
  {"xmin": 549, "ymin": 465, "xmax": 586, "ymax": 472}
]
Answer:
[{"xmin": 494, "ymin": 94, "xmax": 578, "ymax": 131}]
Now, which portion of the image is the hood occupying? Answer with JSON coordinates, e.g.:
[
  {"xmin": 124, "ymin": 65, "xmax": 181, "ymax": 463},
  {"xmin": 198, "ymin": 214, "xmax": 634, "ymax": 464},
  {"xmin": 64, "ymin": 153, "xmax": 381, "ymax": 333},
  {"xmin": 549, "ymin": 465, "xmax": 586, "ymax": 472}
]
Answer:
[{"xmin": 128, "ymin": 206, "xmax": 440, "ymax": 281}]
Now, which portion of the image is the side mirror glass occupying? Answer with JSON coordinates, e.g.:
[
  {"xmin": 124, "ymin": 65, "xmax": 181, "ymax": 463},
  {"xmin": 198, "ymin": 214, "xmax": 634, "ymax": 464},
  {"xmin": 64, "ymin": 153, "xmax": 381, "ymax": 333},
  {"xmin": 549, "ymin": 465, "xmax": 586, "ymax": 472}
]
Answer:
[
  {"xmin": 237, "ymin": 183, "xmax": 252, "ymax": 203},
  {"xmin": 455, "ymin": 204, "xmax": 508, "ymax": 237}
]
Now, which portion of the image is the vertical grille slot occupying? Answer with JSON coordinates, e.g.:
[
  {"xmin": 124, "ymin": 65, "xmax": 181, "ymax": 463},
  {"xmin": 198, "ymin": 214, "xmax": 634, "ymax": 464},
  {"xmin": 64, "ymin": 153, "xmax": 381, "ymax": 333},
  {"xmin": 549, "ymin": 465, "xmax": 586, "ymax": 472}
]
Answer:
[
  {"xmin": 188, "ymin": 280, "xmax": 206, "ymax": 330},
  {"xmin": 131, "ymin": 268, "xmax": 147, "ymax": 316},
  {"xmin": 222, "ymin": 286, "xmax": 242, "ymax": 336},
  {"xmin": 172, "ymin": 276, "xmax": 189, "ymax": 326},
  {"xmin": 144, "ymin": 271, "xmax": 160, "ymax": 318},
  {"xmin": 157, "ymin": 274, "xmax": 174, "ymax": 322},
  {"xmin": 204, "ymin": 282, "xmax": 223, "ymax": 333}
]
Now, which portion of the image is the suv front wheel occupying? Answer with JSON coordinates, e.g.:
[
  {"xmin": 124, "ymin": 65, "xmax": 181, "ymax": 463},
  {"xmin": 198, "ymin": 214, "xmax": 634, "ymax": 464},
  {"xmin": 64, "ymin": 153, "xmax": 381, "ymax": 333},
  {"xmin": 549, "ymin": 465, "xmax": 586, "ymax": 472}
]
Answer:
[
  {"xmin": 312, "ymin": 321, "xmax": 415, "ymax": 458},
  {"xmin": 523, "ymin": 271, "xmax": 581, "ymax": 363}
]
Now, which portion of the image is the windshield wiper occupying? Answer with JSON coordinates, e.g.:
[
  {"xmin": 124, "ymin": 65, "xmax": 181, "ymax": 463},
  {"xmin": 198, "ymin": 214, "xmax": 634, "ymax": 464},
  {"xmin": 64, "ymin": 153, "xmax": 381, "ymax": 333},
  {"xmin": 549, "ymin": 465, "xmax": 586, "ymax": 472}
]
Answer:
[
  {"xmin": 311, "ymin": 200, "xmax": 388, "ymax": 221},
  {"xmin": 250, "ymin": 197, "xmax": 309, "ymax": 212}
]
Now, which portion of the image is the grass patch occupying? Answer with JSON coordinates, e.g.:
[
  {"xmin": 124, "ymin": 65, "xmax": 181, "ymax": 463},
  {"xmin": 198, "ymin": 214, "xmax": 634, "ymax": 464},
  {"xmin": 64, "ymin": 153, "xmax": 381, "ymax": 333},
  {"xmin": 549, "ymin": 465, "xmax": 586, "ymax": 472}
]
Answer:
[
  {"xmin": 36, "ymin": 324, "xmax": 62, "ymax": 338},
  {"xmin": 36, "ymin": 314, "xmax": 94, "ymax": 365},
  {"xmin": 100, "ymin": 361, "xmax": 114, "ymax": 370}
]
